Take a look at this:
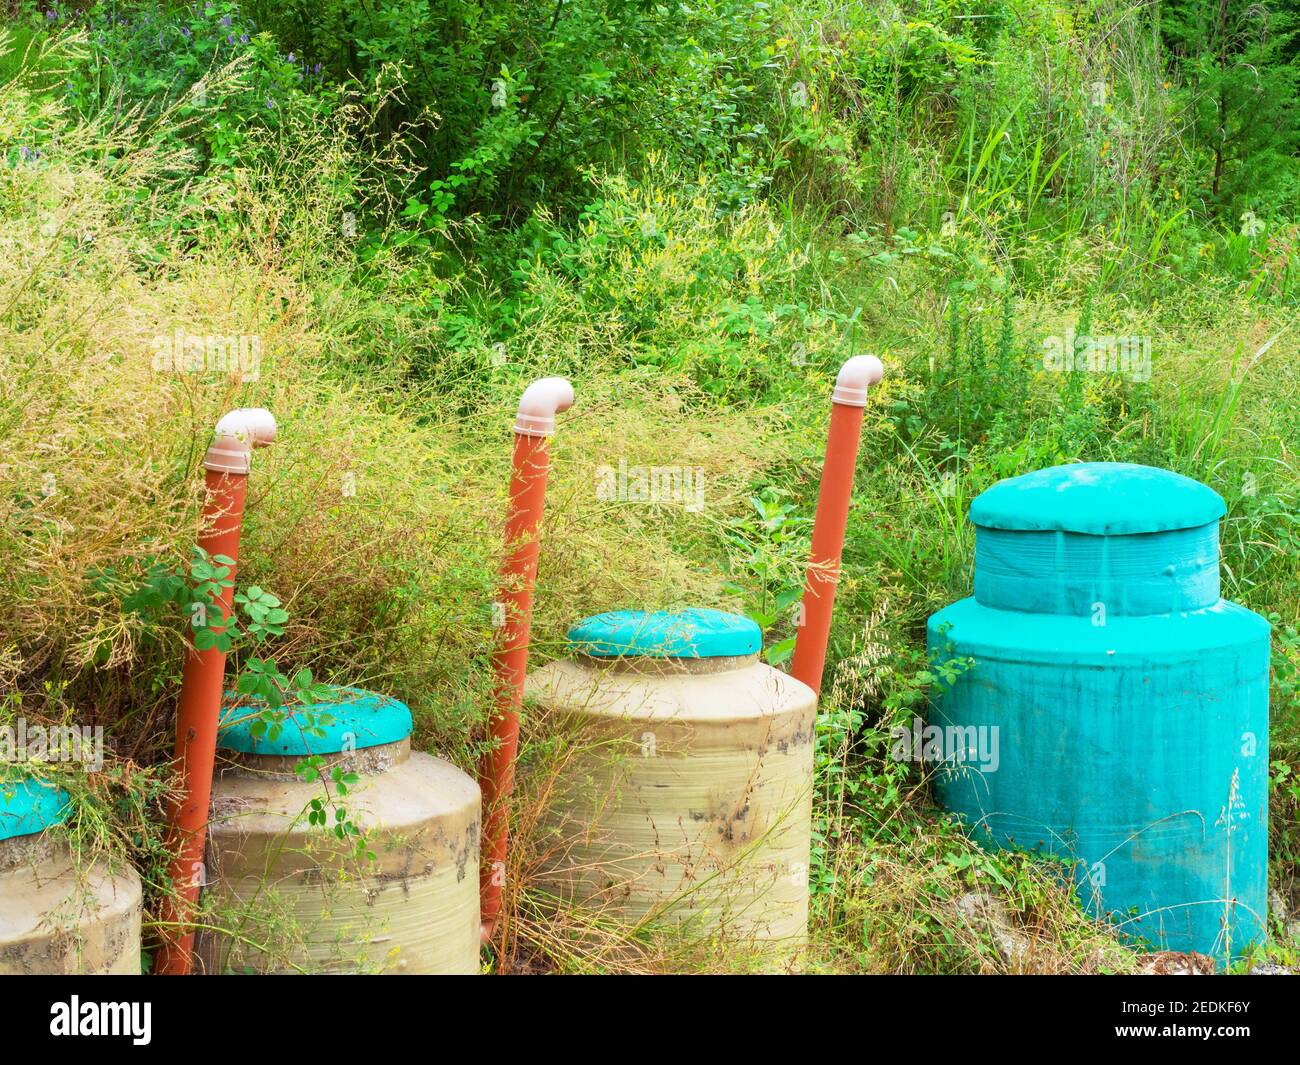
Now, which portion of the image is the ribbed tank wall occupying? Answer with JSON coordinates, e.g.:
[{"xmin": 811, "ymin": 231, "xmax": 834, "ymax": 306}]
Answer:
[
  {"xmin": 528, "ymin": 656, "xmax": 815, "ymax": 950},
  {"xmin": 0, "ymin": 781, "xmax": 142, "ymax": 974},
  {"xmin": 199, "ymin": 689, "xmax": 480, "ymax": 974},
  {"xmin": 527, "ymin": 610, "xmax": 816, "ymax": 963},
  {"xmin": 200, "ymin": 746, "xmax": 480, "ymax": 974}
]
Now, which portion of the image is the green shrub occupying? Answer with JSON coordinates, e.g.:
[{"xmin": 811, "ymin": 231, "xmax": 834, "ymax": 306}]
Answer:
[{"xmin": 58, "ymin": 0, "xmax": 337, "ymax": 170}]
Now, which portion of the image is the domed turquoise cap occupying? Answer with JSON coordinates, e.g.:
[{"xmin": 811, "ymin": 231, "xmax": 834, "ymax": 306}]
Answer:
[
  {"xmin": 0, "ymin": 776, "xmax": 70, "ymax": 842},
  {"xmin": 218, "ymin": 686, "xmax": 413, "ymax": 755},
  {"xmin": 970, "ymin": 462, "xmax": 1226, "ymax": 535},
  {"xmin": 568, "ymin": 609, "xmax": 762, "ymax": 658}
]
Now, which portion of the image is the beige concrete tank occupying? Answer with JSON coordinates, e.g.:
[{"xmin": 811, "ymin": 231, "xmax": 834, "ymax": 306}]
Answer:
[
  {"xmin": 0, "ymin": 779, "xmax": 142, "ymax": 974},
  {"xmin": 526, "ymin": 610, "xmax": 816, "ymax": 956},
  {"xmin": 197, "ymin": 688, "xmax": 480, "ymax": 974}
]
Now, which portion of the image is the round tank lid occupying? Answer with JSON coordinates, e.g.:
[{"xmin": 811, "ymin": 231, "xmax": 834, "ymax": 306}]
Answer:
[
  {"xmin": 969, "ymin": 462, "xmax": 1226, "ymax": 535},
  {"xmin": 568, "ymin": 609, "xmax": 762, "ymax": 658},
  {"xmin": 218, "ymin": 686, "xmax": 413, "ymax": 756},
  {"xmin": 0, "ymin": 775, "xmax": 70, "ymax": 842}
]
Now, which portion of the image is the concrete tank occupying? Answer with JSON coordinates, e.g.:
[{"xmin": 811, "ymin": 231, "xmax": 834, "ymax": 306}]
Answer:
[
  {"xmin": 198, "ymin": 688, "xmax": 480, "ymax": 974},
  {"xmin": 0, "ymin": 777, "xmax": 142, "ymax": 974},
  {"xmin": 927, "ymin": 463, "xmax": 1269, "ymax": 960},
  {"xmin": 526, "ymin": 609, "xmax": 816, "ymax": 956}
]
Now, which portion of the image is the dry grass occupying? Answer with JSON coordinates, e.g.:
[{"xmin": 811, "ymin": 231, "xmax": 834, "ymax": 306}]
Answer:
[{"xmin": 0, "ymin": 71, "xmax": 783, "ymax": 770}]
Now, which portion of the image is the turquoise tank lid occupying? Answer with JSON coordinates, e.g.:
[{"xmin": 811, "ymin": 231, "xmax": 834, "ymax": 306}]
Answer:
[
  {"xmin": 218, "ymin": 686, "xmax": 413, "ymax": 756},
  {"xmin": 568, "ymin": 609, "xmax": 762, "ymax": 658},
  {"xmin": 0, "ymin": 775, "xmax": 70, "ymax": 842},
  {"xmin": 970, "ymin": 462, "xmax": 1226, "ymax": 535}
]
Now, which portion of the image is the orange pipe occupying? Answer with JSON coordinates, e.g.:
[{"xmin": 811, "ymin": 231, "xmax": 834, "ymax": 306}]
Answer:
[
  {"xmin": 791, "ymin": 356, "xmax": 883, "ymax": 697},
  {"xmin": 479, "ymin": 378, "xmax": 574, "ymax": 945},
  {"xmin": 154, "ymin": 409, "xmax": 275, "ymax": 976}
]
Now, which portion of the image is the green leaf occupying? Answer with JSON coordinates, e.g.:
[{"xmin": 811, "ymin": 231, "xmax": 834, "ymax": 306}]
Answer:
[{"xmin": 765, "ymin": 637, "xmax": 796, "ymax": 666}]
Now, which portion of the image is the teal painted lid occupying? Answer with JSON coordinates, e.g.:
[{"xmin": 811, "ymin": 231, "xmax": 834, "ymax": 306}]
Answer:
[
  {"xmin": 970, "ymin": 463, "xmax": 1225, "ymax": 535},
  {"xmin": 0, "ymin": 776, "xmax": 70, "ymax": 842},
  {"xmin": 218, "ymin": 686, "xmax": 413, "ymax": 756},
  {"xmin": 568, "ymin": 609, "xmax": 761, "ymax": 658}
]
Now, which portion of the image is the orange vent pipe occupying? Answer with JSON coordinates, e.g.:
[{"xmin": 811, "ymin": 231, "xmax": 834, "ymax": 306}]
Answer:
[
  {"xmin": 479, "ymin": 378, "xmax": 574, "ymax": 945},
  {"xmin": 790, "ymin": 356, "xmax": 883, "ymax": 696},
  {"xmin": 154, "ymin": 409, "xmax": 275, "ymax": 976}
]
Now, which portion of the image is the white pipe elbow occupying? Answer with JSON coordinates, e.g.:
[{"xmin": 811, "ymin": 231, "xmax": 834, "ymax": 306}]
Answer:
[
  {"xmin": 204, "ymin": 408, "xmax": 277, "ymax": 474},
  {"xmin": 831, "ymin": 355, "xmax": 884, "ymax": 407},
  {"xmin": 514, "ymin": 377, "xmax": 575, "ymax": 437}
]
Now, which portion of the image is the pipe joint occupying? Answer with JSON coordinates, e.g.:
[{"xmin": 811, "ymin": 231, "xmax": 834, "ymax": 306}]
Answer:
[
  {"xmin": 830, "ymin": 355, "xmax": 884, "ymax": 407},
  {"xmin": 514, "ymin": 377, "xmax": 575, "ymax": 437},
  {"xmin": 204, "ymin": 408, "xmax": 277, "ymax": 474}
]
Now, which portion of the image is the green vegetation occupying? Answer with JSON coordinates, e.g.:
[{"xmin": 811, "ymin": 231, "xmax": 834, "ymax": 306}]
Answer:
[{"xmin": 2, "ymin": 0, "xmax": 1298, "ymax": 973}]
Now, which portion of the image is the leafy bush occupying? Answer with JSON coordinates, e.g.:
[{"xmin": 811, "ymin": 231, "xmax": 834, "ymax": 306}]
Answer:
[{"xmin": 58, "ymin": 0, "xmax": 336, "ymax": 169}]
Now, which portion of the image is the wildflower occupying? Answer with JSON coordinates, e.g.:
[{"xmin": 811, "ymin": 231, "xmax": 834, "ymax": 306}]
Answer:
[
  {"xmin": 240, "ymin": 33, "xmax": 249, "ymax": 44},
  {"xmin": 222, "ymin": 15, "xmax": 231, "ymax": 27},
  {"xmin": 287, "ymin": 53, "xmax": 295, "ymax": 63},
  {"xmin": 314, "ymin": 62, "xmax": 321, "ymax": 75},
  {"xmin": 181, "ymin": 26, "xmax": 191, "ymax": 38}
]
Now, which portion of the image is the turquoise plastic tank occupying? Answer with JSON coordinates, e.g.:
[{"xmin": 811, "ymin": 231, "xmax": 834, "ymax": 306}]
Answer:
[{"xmin": 927, "ymin": 463, "xmax": 1269, "ymax": 960}]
